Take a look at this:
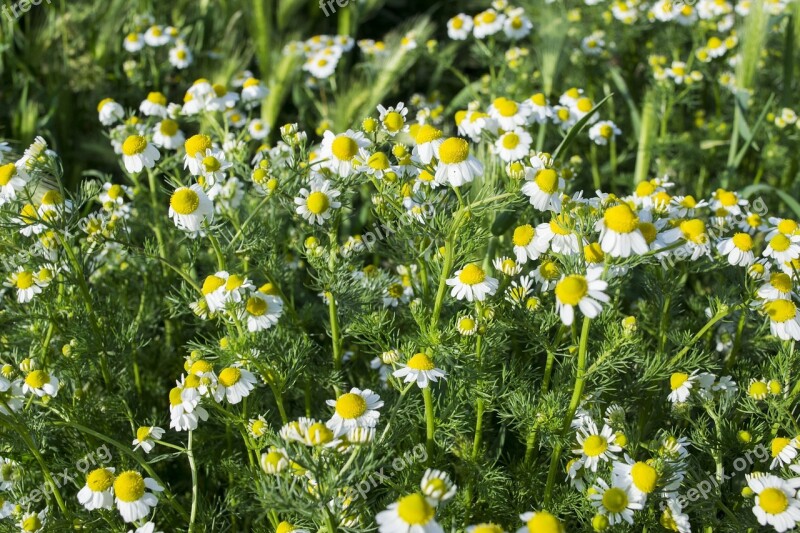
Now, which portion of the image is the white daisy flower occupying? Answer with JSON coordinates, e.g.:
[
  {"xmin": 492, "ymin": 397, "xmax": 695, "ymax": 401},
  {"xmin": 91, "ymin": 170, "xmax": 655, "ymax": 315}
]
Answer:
[
  {"xmin": 152, "ymin": 119, "xmax": 185, "ymax": 149},
  {"xmin": 376, "ymin": 493, "xmax": 444, "ymax": 533},
  {"xmin": 746, "ymin": 473, "xmax": 800, "ymax": 532},
  {"xmin": 139, "ymin": 92, "xmax": 168, "ymax": 118},
  {"xmin": 242, "ymin": 291, "xmax": 283, "ymax": 332},
  {"xmin": 393, "ymin": 353, "xmax": 447, "ymax": 388},
  {"xmin": 5, "ymin": 267, "xmax": 43, "ymax": 303},
  {"xmin": 589, "ymin": 120, "xmax": 621, "ymax": 146},
  {"xmin": 764, "ymin": 233, "xmax": 800, "ymax": 265},
  {"xmin": 421, "ymin": 469, "xmax": 457, "ymax": 504},
  {"xmin": 495, "ymin": 129, "xmax": 531, "ymax": 162},
  {"xmin": 762, "ymin": 299, "xmax": 800, "ymax": 341},
  {"xmin": 717, "ymin": 232, "xmax": 756, "ymax": 266},
  {"xmin": 573, "ymin": 421, "xmax": 622, "ymax": 472},
  {"xmin": 77, "ymin": 467, "xmax": 116, "ymax": 510},
  {"xmin": 213, "ymin": 367, "xmax": 257, "ymax": 404},
  {"xmin": 612, "ymin": 458, "xmax": 659, "ymax": 499},
  {"xmin": 318, "ymin": 130, "xmax": 371, "ymax": 177},
  {"xmin": 248, "ymin": 119, "xmax": 270, "ymax": 140},
  {"xmin": 206, "ymin": 83, "xmax": 240, "ymax": 111},
  {"xmin": 97, "ymin": 98, "xmax": 125, "ymax": 126},
  {"xmin": 132, "ymin": 426, "xmax": 164, "ymax": 454},
  {"xmin": 503, "ymin": 9, "xmax": 533, "ymax": 39},
  {"xmin": 169, "ymin": 44, "xmax": 193, "ymax": 69},
  {"xmin": 241, "ymin": 77, "xmax": 269, "ymax": 106},
  {"xmin": 446, "ymin": 263, "xmax": 499, "ymax": 302},
  {"xmin": 260, "ymin": 447, "xmax": 290, "ymax": 474},
  {"xmin": 447, "ymin": 14, "xmax": 473, "ymax": 40},
  {"xmin": 434, "ymin": 137, "xmax": 483, "ymax": 187},
  {"xmin": 143, "ymin": 25, "xmax": 170, "ymax": 47},
  {"xmin": 757, "ymin": 273, "xmax": 796, "ymax": 301},
  {"xmin": 554, "ymin": 270, "xmax": 609, "ymax": 326},
  {"xmin": 535, "ymin": 216, "xmax": 581, "ymax": 255},
  {"xmin": 770, "ymin": 437, "xmax": 799, "ymax": 469},
  {"xmin": 377, "ymin": 102, "xmax": 409, "ymax": 136},
  {"xmin": 22, "ymin": 369, "xmax": 58, "ymax": 397},
  {"xmin": 413, "ymin": 125, "xmax": 445, "ymax": 165},
  {"xmin": 123, "ymin": 33, "xmax": 145, "ymax": 52},
  {"xmin": 17, "ymin": 510, "xmax": 46, "ymax": 532},
  {"xmin": 515, "ymin": 511, "xmax": 564, "ymax": 533},
  {"xmin": 168, "ymin": 184, "xmax": 214, "ymax": 233},
  {"xmin": 326, "ymin": 387, "xmax": 383, "ymax": 437},
  {"xmin": 488, "ymin": 97, "xmax": 531, "ymax": 131},
  {"xmin": 473, "ymin": 9, "xmax": 506, "ymax": 39},
  {"xmin": 168, "ymin": 386, "xmax": 209, "ymax": 431},
  {"xmin": 589, "ymin": 478, "xmax": 644, "ymax": 525},
  {"xmin": 294, "ymin": 179, "xmax": 341, "ymax": 225},
  {"xmin": 121, "ymin": 135, "xmax": 160, "ymax": 174},
  {"xmin": 196, "ymin": 149, "xmax": 233, "ymax": 187},
  {"xmin": 511, "ymin": 224, "xmax": 548, "ymax": 264},
  {"xmin": 595, "ymin": 203, "xmax": 649, "ymax": 258},
  {"xmin": 113, "ymin": 470, "xmax": 163, "ymax": 523}
]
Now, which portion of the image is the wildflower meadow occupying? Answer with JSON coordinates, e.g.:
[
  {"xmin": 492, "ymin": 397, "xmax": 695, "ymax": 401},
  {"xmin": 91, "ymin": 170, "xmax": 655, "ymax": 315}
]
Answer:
[{"xmin": 2, "ymin": 0, "xmax": 800, "ymax": 531}]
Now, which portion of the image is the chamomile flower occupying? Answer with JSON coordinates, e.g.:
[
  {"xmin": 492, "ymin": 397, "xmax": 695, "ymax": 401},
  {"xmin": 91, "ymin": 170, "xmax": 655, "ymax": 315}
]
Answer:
[
  {"xmin": 18, "ymin": 510, "xmax": 46, "ymax": 533},
  {"xmin": 447, "ymin": 14, "xmax": 473, "ymax": 40},
  {"xmin": 590, "ymin": 478, "xmax": 644, "ymax": 525},
  {"xmin": 762, "ymin": 299, "xmax": 800, "ymax": 341},
  {"xmin": 764, "ymin": 233, "xmax": 800, "ymax": 265},
  {"xmin": 746, "ymin": 473, "xmax": 800, "ymax": 532},
  {"xmin": 758, "ymin": 273, "xmax": 796, "ymax": 301},
  {"xmin": 512, "ymin": 224, "xmax": 548, "ymax": 263},
  {"xmin": 242, "ymin": 291, "xmax": 283, "ymax": 331},
  {"xmin": 241, "ymin": 77, "xmax": 268, "ymax": 106},
  {"xmin": 488, "ymin": 97, "xmax": 531, "ymax": 131},
  {"xmin": 196, "ymin": 149, "xmax": 232, "ymax": 187},
  {"xmin": 97, "ymin": 98, "xmax": 125, "ymax": 126},
  {"xmin": 184, "ymin": 134, "xmax": 213, "ymax": 174},
  {"xmin": 717, "ymin": 232, "xmax": 756, "ymax": 266},
  {"xmin": 168, "ymin": 386, "xmax": 209, "ymax": 431},
  {"xmin": 473, "ymin": 9, "xmax": 506, "ymax": 39},
  {"xmin": 495, "ymin": 129, "xmax": 532, "ymax": 162},
  {"xmin": 260, "ymin": 447, "xmax": 289, "ymax": 474},
  {"xmin": 377, "ymin": 103, "xmax": 409, "ymax": 136},
  {"xmin": 121, "ymin": 135, "xmax": 160, "ymax": 173},
  {"xmin": 457, "ymin": 315, "xmax": 478, "ymax": 336},
  {"xmin": 413, "ymin": 125, "xmax": 445, "ymax": 165},
  {"xmin": 206, "ymin": 83, "xmax": 240, "ymax": 111},
  {"xmin": 612, "ymin": 458, "xmax": 659, "ymax": 499},
  {"xmin": 132, "ymin": 426, "xmax": 164, "ymax": 454},
  {"xmin": 467, "ymin": 524, "xmax": 505, "ymax": 533},
  {"xmin": 6, "ymin": 268, "xmax": 43, "ymax": 303},
  {"xmin": 573, "ymin": 421, "xmax": 622, "ymax": 472},
  {"xmin": 393, "ymin": 353, "xmax": 447, "ymax": 388},
  {"xmin": 22, "ymin": 369, "xmax": 58, "ymax": 397},
  {"xmin": 326, "ymin": 388, "xmax": 383, "ymax": 437},
  {"xmin": 595, "ymin": 204, "xmax": 649, "ymax": 258},
  {"xmin": 77, "ymin": 467, "xmax": 115, "ymax": 510},
  {"xmin": 152, "ymin": 119, "xmax": 185, "ymax": 149},
  {"xmin": 318, "ymin": 130, "xmax": 371, "ymax": 177},
  {"xmin": 493, "ymin": 256, "xmax": 522, "ymax": 276},
  {"xmin": 113, "ymin": 470, "xmax": 163, "ymax": 523},
  {"xmin": 214, "ymin": 367, "xmax": 257, "ymax": 404},
  {"xmin": 772, "ymin": 438, "xmax": 800, "ymax": 472},
  {"xmin": 124, "ymin": 33, "xmax": 145, "ymax": 52},
  {"xmin": 169, "ymin": 44, "xmax": 193, "ymax": 69},
  {"xmin": 446, "ymin": 263, "xmax": 499, "ymax": 302},
  {"xmin": 516, "ymin": 511, "xmax": 564, "ymax": 533},
  {"xmin": 294, "ymin": 179, "xmax": 341, "ymax": 225},
  {"xmin": 503, "ymin": 8, "xmax": 533, "ymax": 39},
  {"xmin": 143, "ymin": 25, "xmax": 170, "ymax": 47},
  {"xmin": 589, "ymin": 121, "xmax": 621, "ymax": 145},
  {"xmin": 248, "ymin": 119, "xmax": 270, "ymax": 140},
  {"xmin": 434, "ymin": 137, "xmax": 483, "ymax": 187},
  {"xmin": 139, "ymin": 92, "xmax": 168, "ymax": 117},
  {"xmin": 536, "ymin": 215, "xmax": 581, "ymax": 255},
  {"xmin": 554, "ymin": 270, "xmax": 609, "ymax": 326},
  {"xmin": 168, "ymin": 184, "xmax": 214, "ymax": 233},
  {"xmin": 376, "ymin": 493, "xmax": 444, "ymax": 533},
  {"xmin": 421, "ymin": 469, "xmax": 457, "ymax": 504}
]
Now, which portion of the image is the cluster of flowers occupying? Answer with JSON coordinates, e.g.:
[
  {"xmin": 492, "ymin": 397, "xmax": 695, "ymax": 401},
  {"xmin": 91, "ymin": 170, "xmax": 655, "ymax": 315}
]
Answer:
[
  {"xmin": 446, "ymin": 1, "xmax": 534, "ymax": 41},
  {"xmin": 122, "ymin": 13, "xmax": 193, "ymax": 70}
]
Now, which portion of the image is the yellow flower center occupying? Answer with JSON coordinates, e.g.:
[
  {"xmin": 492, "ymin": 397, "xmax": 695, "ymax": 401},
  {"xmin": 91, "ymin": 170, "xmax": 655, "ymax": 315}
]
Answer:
[
  {"xmin": 331, "ymin": 136, "xmax": 359, "ymax": 161},
  {"xmin": 335, "ymin": 393, "xmax": 368, "ymax": 419},
  {"xmin": 764, "ymin": 299, "xmax": 796, "ymax": 323},
  {"xmin": 388, "ymin": 283, "xmax": 404, "ymax": 298},
  {"xmin": 383, "ymin": 112, "xmax": 405, "ymax": 132},
  {"xmin": 41, "ymin": 190, "xmax": 63, "ymax": 206},
  {"xmin": 493, "ymin": 97, "xmax": 518, "ymax": 117},
  {"xmin": 219, "ymin": 368, "xmax": 242, "ymax": 387},
  {"xmin": 584, "ymin": 242, "xmax": 605, "ymax": 263},
  {"xmin": 599, "ymin": 124, "xmax": 613, "ymax": 138},
  {"xmin": 513, "ymin": 224, "xmax": 535, "ymax": 246},
  {"xmin": 451, "ymin": 16, "xmax": 464, "ymax": 29},
  {"xmin": 147, "ymin": 92, "xmax": 167, "ymax": 106},
  {"xmin": 396, "ymin": 493, "xmax": 434, "ymax": 525},
  {"xmin": 759, "ymin": 487, "xmax": 789, "ymax": 515},
  {"xmin": 212, "ymin": 84, "xmax": 227, "ymax": 97},
  {"xmin": 276, "ymin": 522, "xmax": 295, "ymax": 533},
  {"xmin": 203, "ymin": 156, "xmax": 221, "ymax": 172},
  {"xmin": 631, "ymin": 462, "xmax": 658, "ymax": 493},
  {"xmin": 602, "ymin": 487, "xmax": 629, "ymax": 513},
  {"xmin": 770, "ymin": 273, "xmax": 792, "ymax": 293},
  {"xmin": 415, "ymin": 125, "xmax": 443, "ymax": 144},
  {"xmin": 246, "ymin": 296, "xmax": 269, "ymax": 316},
  {"xmin": 306, "ymin": 191, "xmax": 330, "ymax": 215},
  {"xmin": 604, "ymin": 204, "xmax": 639, "ymax": 233},
  {"xmin": 368, "ymin": 152, "xmax": 390, "ymax": 170},
  {"xmin": 535, "ymin": 169, "xmax": 559, "ymax": 194},
  {"xmin": 185, "ymin": 134, "xmax": 213, "ymax": 158},
  {"xmin": 0, "ymin": 163, "xmax": 16, "ymax": 186},
  {"xmin": 550, "ymin": 214, "xmax": 571, "ymax": 235},
  {"xmin": 306, "ymin": 422, "xmax": 334, "ymax": 445},
  {"xmin": 136, "ymin": 426, "xmax": 152, "ymax": 442},
  {"xmin": 458, "ymin": 264, "xmax": 486, "ymax": 285},
  {"xmin": 670, "ymin": 372, "xmax": 689, "ymax": 390},
  {"xmin": 770, "ymin": 234, "xmax": 792, "ymax": 252},
  {"xmin": 639, "ymin": 222, "xmax": 657, "ymax": 244},
  {"xmin": 717, "ymin": 190, "xmax": 737, "ymax": 207},
  {"xmin": 169, "ymin": 387, "xmax": 183, "ymax": 406},
  {"xmin": 250, "ymin": 419, "xmax": 267, "ymax": 437},
  {"xmin": 113, "ymin": 471, "xmax": 146, "ymax": 502},
  {"xmin": 202, "ymin": 275, "xmax": 225, "ymax": 295},
  {"xmin": 122, "ymin": 135, "xmax": 148, "ymax": 156},
  {"xmin": 438, "ymin": 137, "xmax": 469, "ymax": 164},
  {"xmin": 576, "ymin": 97, "xmax": 593, "ymax": 112},
  {"xmin": 170, "ymin": 188, "xmax": 200, "ymax": 215},
  {"xmin": 555, "ymin": 275, "xmax": 588, "ymax": 306},
  {"xmin": 732, "ymin": 233, "xmax": 753, "ymax": 251},
  {"xmin": 472, "ymin": 525, "xmax": 504, "ymax": 533},
  {"xmin": 22, "ymin": 516, "xmax": 41, "ymax": 532},
  {"xmin": 87, "ymin": 468, "xmax": 115, "ymax": 492},
  {"xmin": 526, "ymin": 511, "xmax": 562, "ymax": 533},
  {"xmin": 501, "ymin": 132, "xmax": 520, "ymax": 149},
  {"xmin": 772, "ymin": 437, "xmax": 791, "ymax": 458},
  {"xmin": 636, "ymin": 181, "xmax": 656, "ymax": 197},
  {"xmin": 540, "ymin": 261, "xmax": 560, "ymax": 280},
  {"xmin": 458, "ymin": 317, "xmax": 476, "ymax": 331},
  {"xmin": 749, "ymin": 380, "xmax": 769, "ymax": 398},
  {"xmin": 15, "ymin": 271, "xmax": 35, "ymax": 290},
  {"xmin": 25, "ymin": 370, "xmax": 49, "ymax": 389},
  {"xmin": 680, "ymin": 219, "xmax": 707, "ymax": 244},
  {"xmin": 531, "ymin": 93, "xmax": 547, "ymax": 106},
  {"xmin": 184, "ymin": 374, "xmax": 201, "ymax": 388},
  {"xmin": 778, "ymin": 219, "xmax": 798, "ymax": 235},
  {"xmin": 583, "ymin": 434, "xmax": 608, "ymax": 457},
  {"xmin": 408, "ymin": 353, "xmax": 435, "ymax": 371}
]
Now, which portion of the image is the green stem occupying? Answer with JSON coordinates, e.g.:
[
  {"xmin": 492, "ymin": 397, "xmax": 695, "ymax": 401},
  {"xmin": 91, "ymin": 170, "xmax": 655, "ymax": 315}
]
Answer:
[
  {"xmin": 668, "ymin": 308, "xmax": 733, "ymax": 366},
  {"xmin": 422, "ymin": 386, "xmax": 435, "ymax": 461},
  {"xmin": 430, "ymin": 238, "xmax": 455, "ymax": 331},
  {"xmin": 544, "ymin": 316, "xmax": 591, "ymax": 506},
  {"xmin": 207, "ymin": 232, "xmax": 226, "ymax": 271},
  {"xmin": 268, "ymin": 381, "xmax": 289, "ymax": 424},
  {"xmin": 188, "ymin": 430, "xmax": 198, "ymax": 532},
  {"xmin": 725, "ymin": 310, "xmax": 747, "ymax": 372},
  {"xmin": 328, "ymin": 292, "xmax": 343, "ymax": 372}
]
